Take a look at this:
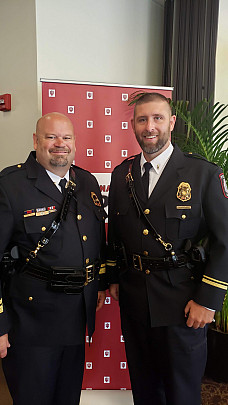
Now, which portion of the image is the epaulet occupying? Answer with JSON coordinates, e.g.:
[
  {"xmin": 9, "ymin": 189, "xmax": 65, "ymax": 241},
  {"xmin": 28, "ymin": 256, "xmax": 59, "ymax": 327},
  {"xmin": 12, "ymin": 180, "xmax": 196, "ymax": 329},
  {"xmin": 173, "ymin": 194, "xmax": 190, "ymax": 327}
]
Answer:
[
  {"xmin": 121, "ymin": 154, "xmax": 137, "ymax": 164},
  {"xmin": 184, "ymin": 152, "xmax": 217, "ymax": 166},
  {"xmin": 0, "ymin": 163, "xmax": 24, "ymax": 177},
  {"xmin": 72, "ymin": 164, "xmax": 91, "ymax": 175}
]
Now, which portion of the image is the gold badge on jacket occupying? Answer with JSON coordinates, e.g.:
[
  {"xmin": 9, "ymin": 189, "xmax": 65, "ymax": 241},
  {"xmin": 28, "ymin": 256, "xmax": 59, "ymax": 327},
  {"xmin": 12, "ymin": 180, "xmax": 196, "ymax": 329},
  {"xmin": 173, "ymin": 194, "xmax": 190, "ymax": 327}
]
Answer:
[
  {"xmin": 176, "ymin": 182, "xmax": 191, "ymax": 201},
  {"xmin": 91, "ymin": 192, "xmax": 101, "ymax": 206}
]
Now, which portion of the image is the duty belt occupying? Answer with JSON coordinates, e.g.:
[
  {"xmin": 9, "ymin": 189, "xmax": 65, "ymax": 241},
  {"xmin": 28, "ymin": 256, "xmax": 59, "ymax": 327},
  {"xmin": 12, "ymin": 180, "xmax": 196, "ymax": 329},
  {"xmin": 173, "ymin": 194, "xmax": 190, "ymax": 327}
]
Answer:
[
  {"xmin": 129, "ymin": 253, "xmax": 188, "ymax": 273},
  {"xmin": 21, "ymin": 261, "xmax": 99, "ymax": 294}
]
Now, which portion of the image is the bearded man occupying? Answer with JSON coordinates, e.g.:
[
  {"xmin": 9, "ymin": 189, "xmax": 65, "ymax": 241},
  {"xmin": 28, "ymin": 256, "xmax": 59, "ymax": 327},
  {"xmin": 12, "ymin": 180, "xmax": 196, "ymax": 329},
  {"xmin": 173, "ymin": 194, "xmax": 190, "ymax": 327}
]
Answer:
[
  {"xmin": 107, "ymin": 93, "xmax": 228, "ymax": 405},
  {"xmin": 0, "ymin": 112, "xmax": 106, "ymax": 405}
]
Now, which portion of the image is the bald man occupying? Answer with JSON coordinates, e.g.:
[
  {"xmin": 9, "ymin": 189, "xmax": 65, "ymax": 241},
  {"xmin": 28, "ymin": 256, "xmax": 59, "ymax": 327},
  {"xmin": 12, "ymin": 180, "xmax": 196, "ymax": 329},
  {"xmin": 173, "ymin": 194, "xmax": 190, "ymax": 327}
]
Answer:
[{"xmin": 0, "ymin": 113, "xmax": 107, "ymax": 405}]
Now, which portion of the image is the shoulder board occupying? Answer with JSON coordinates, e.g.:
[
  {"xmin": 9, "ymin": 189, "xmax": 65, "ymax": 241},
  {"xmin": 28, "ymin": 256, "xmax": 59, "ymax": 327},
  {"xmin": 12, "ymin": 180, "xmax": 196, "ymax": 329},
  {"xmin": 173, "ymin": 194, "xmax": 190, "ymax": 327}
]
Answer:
[
  {"xmin": 121, "ymin": 154, "xmax": 138, "ymax": 164},
  {"xmin": 0, "ymin": 163, "xmax": 24, "ymax": 177},
  {"xmin": 72, "ymin": 165, "xmax": 91, "ymax": 175},
  {"xmin": 184, "ymin": 152, "xmax": 217, "ymax": 166},
  {"xmin": 113, "ymin": 154, "xmax": 139, "ymax": 172},
  {"xmin": 123, "ymin": 154, "xmax": 137, "ymax": 162}
]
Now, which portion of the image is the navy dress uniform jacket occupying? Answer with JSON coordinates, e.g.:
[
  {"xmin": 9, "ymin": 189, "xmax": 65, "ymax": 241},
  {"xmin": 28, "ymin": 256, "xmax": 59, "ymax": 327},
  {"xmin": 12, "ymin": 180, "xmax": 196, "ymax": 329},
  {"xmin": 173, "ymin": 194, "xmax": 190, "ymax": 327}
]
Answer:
[
  {"xmin": 107, "ymin": 145, "xmax": 228, "ymax": 327},
  {"xmin": 0, "ymin": 152, "xmax": 106, "ymax": 345}
]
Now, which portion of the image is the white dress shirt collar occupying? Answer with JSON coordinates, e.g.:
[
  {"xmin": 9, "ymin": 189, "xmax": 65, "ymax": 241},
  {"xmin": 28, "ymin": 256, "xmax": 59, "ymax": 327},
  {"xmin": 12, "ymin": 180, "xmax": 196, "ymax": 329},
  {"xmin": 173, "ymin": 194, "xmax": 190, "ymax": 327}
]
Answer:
[
  {"xmin": 140, "ymin": 143, "xmax": 174, "ymax": 175},
  {"xmin": 140, "ymin": 143, "xmax": 174, "ymax": 197},
  {"xmin": 46, "ymin": 170, "xmax": 70, "ymax": 192}
]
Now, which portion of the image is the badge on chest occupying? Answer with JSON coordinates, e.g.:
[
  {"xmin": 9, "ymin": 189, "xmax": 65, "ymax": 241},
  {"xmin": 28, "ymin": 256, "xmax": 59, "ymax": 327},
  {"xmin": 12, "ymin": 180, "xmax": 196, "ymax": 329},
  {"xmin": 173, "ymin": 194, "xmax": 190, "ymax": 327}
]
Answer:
[{"xmin": 176, "ymin": 182, "xmax": 191, "ymax": 202}]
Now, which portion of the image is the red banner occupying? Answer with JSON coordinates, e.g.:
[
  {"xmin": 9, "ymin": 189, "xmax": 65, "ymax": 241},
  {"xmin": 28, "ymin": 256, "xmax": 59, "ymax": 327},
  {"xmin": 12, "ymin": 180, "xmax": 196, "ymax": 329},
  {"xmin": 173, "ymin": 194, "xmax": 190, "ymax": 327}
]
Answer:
[{"xmin": 42, "ymin": 80, "xmax": 172, "ymax": 389}]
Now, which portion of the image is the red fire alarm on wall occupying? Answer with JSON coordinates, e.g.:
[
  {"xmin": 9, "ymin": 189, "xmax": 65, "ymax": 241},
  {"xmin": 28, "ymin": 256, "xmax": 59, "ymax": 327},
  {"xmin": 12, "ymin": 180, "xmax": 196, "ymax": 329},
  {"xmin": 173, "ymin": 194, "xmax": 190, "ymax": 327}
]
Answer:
[{"xmin": 0, "ymin": 94, "xmax": 11, "ymax": 111}]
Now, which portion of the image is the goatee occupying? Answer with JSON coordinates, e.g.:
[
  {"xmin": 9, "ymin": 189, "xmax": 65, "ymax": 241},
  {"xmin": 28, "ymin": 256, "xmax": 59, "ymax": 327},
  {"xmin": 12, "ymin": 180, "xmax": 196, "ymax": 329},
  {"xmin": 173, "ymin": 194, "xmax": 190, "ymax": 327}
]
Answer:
[{"xmin": 50, "ymin": 156, "xmax": 68, "ymax": 167}]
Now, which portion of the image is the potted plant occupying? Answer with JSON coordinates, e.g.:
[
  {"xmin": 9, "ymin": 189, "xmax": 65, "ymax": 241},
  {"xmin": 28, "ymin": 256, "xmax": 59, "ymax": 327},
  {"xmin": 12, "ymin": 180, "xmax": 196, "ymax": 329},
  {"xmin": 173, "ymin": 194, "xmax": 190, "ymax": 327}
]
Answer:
[{"xmin": 171, "ymin": 98, "xmax": 228, "ymax": 382}]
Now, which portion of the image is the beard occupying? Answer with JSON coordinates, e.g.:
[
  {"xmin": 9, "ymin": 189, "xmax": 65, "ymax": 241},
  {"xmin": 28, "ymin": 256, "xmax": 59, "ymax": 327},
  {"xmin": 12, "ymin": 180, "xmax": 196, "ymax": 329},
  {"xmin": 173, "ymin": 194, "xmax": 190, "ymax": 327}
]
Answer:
[
  {"xmin": 50, "ymin": 156, "xmax": 68, "ymax": 167},
  {"xmin": 135, "ymin": 131, "xmax": 169, "ymax": 155},
  {"xmin": 49, "ymin": 148, "xmax": 70, "ymax": 167}
]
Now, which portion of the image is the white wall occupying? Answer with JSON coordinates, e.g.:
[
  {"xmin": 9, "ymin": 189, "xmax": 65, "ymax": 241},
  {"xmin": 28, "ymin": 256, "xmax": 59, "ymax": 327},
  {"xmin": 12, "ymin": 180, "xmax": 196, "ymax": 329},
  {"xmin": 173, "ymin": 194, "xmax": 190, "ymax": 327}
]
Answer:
[
  {"xmin": 0, "ymin": 0, "xmax": 38, "ymax": 169},
  {"xmin": 0, "ymin": 0, "xmax": 165, "ymax": 170},
  {"xmin": 3, "ymin": 0, "xmax": 226, "ymax": 171},
  {"xmin": 215, "ymin": 0, "xmax": 228, "ymax": 106},
  {"xmin": 36, "ymin": 0, "xmax": 164, "ymax": 85},
  {"xmin": 35, "ymin": 0, "xmax": 164, "ymax": 114},
  {"xmin": 215, "ymin": 0, "xmax": 228, "ymax": 149}
]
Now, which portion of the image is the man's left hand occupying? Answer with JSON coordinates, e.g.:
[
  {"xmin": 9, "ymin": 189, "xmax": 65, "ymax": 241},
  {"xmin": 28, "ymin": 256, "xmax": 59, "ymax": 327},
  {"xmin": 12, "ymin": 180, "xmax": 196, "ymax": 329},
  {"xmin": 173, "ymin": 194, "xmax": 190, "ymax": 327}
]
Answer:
[
  {"xmin": 96, "ymin": 290, "xmax": 106, "ymax": 311},
  {"xmin": 185, "ymin": 300, "xmax": 215, "ymax": 329}
]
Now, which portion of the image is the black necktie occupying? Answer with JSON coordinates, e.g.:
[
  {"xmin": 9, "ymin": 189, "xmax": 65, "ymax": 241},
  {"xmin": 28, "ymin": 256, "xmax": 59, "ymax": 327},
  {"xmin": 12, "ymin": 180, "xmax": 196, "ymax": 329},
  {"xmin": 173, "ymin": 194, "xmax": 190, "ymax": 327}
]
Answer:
[
  {"xmin": 59, "ymin": 178, "xmax": 67, "ymax": 195},
  {"xmin": 142, "ymin": 162, "xmax": 152, "ymax": 198}
]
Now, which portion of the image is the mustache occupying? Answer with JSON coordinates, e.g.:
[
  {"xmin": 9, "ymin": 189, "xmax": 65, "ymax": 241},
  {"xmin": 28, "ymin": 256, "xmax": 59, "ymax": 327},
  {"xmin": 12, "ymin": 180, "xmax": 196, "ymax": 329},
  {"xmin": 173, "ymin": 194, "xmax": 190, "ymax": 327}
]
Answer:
[{"xmin": 142, "ymin": 131, "xmax": 156, "ymax": 136}]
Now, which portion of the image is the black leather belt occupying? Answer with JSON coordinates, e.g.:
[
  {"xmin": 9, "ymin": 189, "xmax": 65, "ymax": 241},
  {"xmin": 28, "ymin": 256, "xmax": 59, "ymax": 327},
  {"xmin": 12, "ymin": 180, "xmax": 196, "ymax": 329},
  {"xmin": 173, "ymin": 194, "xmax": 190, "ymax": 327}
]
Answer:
[
  {"xmin": 21, "ymin": 261, "xmax": 99, "ymax": 294},
  {"xmin": 128, "ymin": 253, "xmax": 188, "ymax": 273}
]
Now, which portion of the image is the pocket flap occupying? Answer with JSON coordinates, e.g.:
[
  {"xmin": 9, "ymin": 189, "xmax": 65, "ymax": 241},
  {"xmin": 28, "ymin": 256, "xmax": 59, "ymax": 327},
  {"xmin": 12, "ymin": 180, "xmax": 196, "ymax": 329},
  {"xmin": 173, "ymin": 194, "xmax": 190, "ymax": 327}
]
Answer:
[
  {"xmin": 24, "ymin": 215, "xmax": 53, "ymax": 234},
  {"xmin": 165, "ymin": 204, "xmax": 201, "ymax": 220}
]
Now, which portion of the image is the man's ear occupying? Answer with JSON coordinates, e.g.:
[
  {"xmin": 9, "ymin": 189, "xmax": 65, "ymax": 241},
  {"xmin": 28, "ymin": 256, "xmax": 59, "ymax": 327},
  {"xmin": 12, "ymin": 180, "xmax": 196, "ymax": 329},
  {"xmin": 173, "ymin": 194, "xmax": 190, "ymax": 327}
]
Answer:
[
  {"xmin": 131, "ymin": 118, "xmax": 135, "ymax": 132},
  {"xmin": 170, "ymin": 115, "xmax": 176, "ymax": 132},
  {"xmin": 33, "ymin": 133, "xmax": 38, "ymax": 150}
]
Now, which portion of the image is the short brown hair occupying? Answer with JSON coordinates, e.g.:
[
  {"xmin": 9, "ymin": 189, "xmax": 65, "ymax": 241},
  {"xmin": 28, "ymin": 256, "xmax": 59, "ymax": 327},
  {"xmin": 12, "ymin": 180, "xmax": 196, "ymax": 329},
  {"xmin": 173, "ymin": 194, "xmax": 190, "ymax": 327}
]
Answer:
[{"xmin": 133, "ymin": 92, "xmax": 172, "ymax": 116}]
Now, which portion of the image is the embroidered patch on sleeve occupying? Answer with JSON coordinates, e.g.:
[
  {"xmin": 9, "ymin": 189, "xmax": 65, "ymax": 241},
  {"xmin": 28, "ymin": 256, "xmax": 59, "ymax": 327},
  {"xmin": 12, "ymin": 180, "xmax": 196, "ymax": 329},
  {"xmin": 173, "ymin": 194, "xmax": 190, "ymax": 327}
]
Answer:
[
  {"xmin": 219, "ymin": 173, "xmax": 228, "ymax": 198},
  {"xmin": 91, "ymin": 192, "xmax": 101, "ymax": 206}
]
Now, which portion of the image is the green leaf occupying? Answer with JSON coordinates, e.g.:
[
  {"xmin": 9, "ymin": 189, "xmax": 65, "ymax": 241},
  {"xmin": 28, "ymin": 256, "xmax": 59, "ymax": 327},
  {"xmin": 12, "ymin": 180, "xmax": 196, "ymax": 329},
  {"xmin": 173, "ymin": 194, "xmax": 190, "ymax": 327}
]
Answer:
[{"xmin": 171, "ymin": 98, "xmax": 228, "ymax": 332}]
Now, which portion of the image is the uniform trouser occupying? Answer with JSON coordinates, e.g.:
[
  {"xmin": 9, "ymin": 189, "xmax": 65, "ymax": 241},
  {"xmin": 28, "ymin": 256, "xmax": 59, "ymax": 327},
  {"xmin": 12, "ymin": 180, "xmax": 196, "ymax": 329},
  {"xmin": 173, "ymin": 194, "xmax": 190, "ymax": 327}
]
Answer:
[
  {"xmin": 2, "ymin": 344, "xmax": 85, "ymax": 405},
  {"xmin": 121, "ymin": 313, "xmax": 207, "ymax": 405}
]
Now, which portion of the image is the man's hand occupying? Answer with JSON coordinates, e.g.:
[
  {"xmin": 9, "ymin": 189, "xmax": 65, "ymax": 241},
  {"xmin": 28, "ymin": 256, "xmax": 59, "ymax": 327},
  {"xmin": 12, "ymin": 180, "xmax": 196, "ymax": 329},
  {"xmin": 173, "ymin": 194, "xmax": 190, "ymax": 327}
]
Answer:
[
  {"xmin": 185, "ymin": 300, "xmax": 215, "ymax": 329},
  {"xmin": 96, "ymin": 290, "xmax": 106, "ymax": 312},
  {"xmin": 0, "ymin": 334, "xmax": 10, "ymax": 358},
  {"xmin": 109, "ymin": 284, "xmax": 119, "ymax": 301}
]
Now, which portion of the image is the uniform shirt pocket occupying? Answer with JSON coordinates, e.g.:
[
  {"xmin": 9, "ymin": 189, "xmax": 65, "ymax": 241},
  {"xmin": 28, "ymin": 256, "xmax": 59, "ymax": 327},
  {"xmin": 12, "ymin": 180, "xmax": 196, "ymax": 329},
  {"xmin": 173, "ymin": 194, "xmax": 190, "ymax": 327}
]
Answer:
[
  {"xmin": 23, "ymin": 213, "xmax": 56, "ymax": 234},
  {"xmin": 167, "ymin": 267, "xmax": 194, "ymax": 287},
  {"xmin": 9, "ymin": 273, "xmax": 56, "ymax": 313},
  {"xmin": 165, "ymin": 204, "xmax": 202, "ymax": 240}
]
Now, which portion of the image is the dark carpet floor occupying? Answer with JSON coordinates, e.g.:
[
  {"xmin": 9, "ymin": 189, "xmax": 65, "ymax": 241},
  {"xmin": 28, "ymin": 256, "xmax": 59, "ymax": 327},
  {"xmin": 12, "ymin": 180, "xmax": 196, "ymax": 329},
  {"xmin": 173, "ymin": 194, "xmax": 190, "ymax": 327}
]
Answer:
[
  {"xmin": 0, "ymin": 360, "xmax": 12, "ymax": 405},
  {"xmin": 0, "ymin": 361, "xmax": 227, "ymax": 405},
  {"xmin": 202, "ymin": 377, "xmax": 228, "ymax": 404}
]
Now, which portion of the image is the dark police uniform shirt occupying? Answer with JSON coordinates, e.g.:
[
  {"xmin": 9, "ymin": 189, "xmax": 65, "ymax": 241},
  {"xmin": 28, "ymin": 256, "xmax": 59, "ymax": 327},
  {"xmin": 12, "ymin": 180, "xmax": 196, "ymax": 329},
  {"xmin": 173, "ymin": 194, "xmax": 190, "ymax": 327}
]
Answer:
[
  {"xmin": 107, "ymin": 145, "xmax": 228, "ymax": 327},
  {"xmin": 0, "ymin": 151, "xmax": 106, "ymax": 345}
]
